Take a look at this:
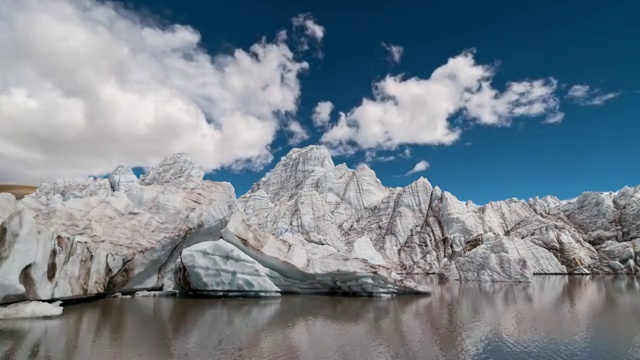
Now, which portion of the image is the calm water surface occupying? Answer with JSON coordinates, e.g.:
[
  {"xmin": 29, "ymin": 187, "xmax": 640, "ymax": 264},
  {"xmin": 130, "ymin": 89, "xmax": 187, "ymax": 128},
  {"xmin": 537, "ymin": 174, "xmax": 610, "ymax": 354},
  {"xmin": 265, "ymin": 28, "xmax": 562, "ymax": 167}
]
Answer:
[{"xmin": 2, "ymin": 276, "xmax": 640, "ymax": 360}]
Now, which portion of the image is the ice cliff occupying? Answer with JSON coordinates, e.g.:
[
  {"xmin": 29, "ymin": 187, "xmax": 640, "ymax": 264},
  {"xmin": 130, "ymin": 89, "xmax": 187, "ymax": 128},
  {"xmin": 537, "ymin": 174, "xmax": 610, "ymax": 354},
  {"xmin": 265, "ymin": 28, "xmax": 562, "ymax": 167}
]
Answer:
[
  {"xmin": 0, "ymin": 154, "xmax": 235, "ymax": 305},
  {"xmin": 200, "ymin": 145, "xmax": 639, "ymax": 284},
  {"xmin": 174, "ymin": 213, "xmax": 427, "ymax": 296},
  {"xmin": 1, "ymin": 145, "xmax": 639, "ymax": 305}
]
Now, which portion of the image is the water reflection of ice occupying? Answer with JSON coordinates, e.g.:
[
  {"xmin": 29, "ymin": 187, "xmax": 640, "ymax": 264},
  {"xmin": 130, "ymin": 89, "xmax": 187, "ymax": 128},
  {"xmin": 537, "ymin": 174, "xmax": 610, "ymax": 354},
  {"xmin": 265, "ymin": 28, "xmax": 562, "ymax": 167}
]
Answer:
[{"xmin": 0, "ymin": 276, "xmax": 639, "ymax": 359}]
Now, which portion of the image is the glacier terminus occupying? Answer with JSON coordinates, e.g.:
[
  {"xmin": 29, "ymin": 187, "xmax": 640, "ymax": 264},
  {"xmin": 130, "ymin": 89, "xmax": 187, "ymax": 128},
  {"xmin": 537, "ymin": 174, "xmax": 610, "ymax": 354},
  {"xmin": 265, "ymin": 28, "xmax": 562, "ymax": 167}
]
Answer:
[{"xmin": 1, "ymin": 145, "xmax": 639, "ymax": 308}]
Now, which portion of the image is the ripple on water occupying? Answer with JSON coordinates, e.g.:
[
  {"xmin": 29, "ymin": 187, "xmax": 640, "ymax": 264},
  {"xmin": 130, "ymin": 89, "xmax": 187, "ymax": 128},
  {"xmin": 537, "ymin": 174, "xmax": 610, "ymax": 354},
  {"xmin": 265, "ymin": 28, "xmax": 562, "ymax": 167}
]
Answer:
[{"xmin": 1, "ymin": 276, "xmax": 639, "ymax": 360}]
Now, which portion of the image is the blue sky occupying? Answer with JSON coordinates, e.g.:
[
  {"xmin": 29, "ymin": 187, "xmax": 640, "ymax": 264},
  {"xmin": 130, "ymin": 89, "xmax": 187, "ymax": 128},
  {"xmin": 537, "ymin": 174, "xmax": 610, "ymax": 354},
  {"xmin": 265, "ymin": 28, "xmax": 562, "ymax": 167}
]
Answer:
[
  {"xmin": 1, "ymin": 0, "xmax": 638, "ymax": 204},
  {"xmin": 167, "ymin": 0, "xmax": 639, "ymax": 202}
]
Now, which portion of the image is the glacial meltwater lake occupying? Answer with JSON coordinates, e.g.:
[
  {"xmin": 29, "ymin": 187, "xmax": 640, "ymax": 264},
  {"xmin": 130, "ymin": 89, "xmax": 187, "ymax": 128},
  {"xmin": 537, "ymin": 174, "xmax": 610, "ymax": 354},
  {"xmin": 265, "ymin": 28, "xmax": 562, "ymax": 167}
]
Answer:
[{"xmin": 1, "ymin": 276, "xmax": 640, "ymax": 360}]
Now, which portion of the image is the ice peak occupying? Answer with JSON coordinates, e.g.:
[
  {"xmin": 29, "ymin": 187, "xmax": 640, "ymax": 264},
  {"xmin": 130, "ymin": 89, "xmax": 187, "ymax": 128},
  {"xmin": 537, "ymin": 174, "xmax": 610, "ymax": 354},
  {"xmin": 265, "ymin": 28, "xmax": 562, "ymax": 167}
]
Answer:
[
  {"xmin": 139, "ymin": 153, "xmax": 204, "ymax": 185},
  {"xmin": 407, "ymin": 176, "xmax": 433, "ymax": 191},
  {"xmin": 262, "ymin": 146, "xmax": 334, "ymax": 183},
  {"xmin": 108, "ymin": 165, "xmax": 138, "ymax": 193},
  {"xmin": 280, "ymin": 145, "xmax": 334, "ymax": 169},
  {"xmin": 247, "ymin": 146, "xmax": 335, "ymax": 198},
  {"xmin": 355, "ymin": 163, "xmax": 375, "ymax": 174}
]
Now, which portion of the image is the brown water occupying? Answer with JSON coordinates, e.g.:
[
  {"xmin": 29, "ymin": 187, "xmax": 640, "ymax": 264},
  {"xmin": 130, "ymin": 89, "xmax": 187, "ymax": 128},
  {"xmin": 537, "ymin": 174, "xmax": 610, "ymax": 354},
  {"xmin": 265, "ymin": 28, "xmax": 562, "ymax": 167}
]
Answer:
[{"xmin": 1, "ymin": 276, "xmax": 640, "ymax": 360}]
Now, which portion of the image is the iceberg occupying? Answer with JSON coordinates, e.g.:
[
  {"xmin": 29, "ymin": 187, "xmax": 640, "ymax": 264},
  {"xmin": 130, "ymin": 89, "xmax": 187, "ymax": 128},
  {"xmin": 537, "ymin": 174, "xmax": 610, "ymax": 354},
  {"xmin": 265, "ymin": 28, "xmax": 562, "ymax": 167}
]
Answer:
[
  {"xmin": 0, "ymin": 301, "xmax": 63, "ymax": 319},
  {"xmin": 175, "ymin": 218, "xmax": 429, "ymax": 295}
]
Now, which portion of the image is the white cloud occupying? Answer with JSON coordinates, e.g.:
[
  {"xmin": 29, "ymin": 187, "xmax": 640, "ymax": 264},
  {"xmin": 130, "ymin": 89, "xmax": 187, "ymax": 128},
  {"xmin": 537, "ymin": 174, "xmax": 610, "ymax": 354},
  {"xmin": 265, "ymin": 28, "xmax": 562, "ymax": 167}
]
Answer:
[
  {"xmin": 286, "ymin": 120, "xmax": 309, "ymax": 145},
  {"xmin": 567, "ymin": 85, "xmax": 590, "ymax": 98},
  {"xmin": 405, "ymin": 160, "xmax": 430, "ymax": 175},
  {"xmin": 382, "ymin": 42, "xmax": 404, "ymax": 64},
  {"xmin": 292, "ymin": 13, "xmax": 325, "ymax": 41},
  {"xmin": 464, "ymin": 78, "xmax": 562, "ymax": 125},
  {"xmin": 321, "ymin": 50, "xmax": 563, "ymax": 151},
  {"xmin": 311, "ymin": 101, "xmax": 334, "ymax": 128},
  {"xmin": 291, "ymin": 13, "xmax": 324, "ymax": 55},
  {"xmin": 589, "ymin": 93, "xmax": 619, "ymax": 105},
  {"xmin": 364, "ymin": 150, "xmax": 395, "ymax": 163},
  {"xmin": 567, "ymin": 84, "xmax": 619, "ymax": 106},
  {"xmin": 543, "ymin": 111, "xmax": 565, "ymax": 124},
  {"xmin": 0, "ymin": 0, "xmax": 317, "ymax": 184},
  {"xmin": 325, "ymin": 140, "xmax": 357, "ymax": 157}
]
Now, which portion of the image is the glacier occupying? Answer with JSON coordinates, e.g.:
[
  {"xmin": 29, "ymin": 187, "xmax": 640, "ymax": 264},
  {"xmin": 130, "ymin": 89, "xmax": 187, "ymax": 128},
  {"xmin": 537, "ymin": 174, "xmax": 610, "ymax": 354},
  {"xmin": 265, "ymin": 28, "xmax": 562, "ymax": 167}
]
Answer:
[
  {"xmin": 215, "ymin": 145, "xmax": 638, "ymax": 284},
  {"xmin": 1, "ymin": 145, "xmax": 640, "ymax": 310},
  {"xmin": 0, "ymin": 154, "xmax": 235, "ymax": 305}
]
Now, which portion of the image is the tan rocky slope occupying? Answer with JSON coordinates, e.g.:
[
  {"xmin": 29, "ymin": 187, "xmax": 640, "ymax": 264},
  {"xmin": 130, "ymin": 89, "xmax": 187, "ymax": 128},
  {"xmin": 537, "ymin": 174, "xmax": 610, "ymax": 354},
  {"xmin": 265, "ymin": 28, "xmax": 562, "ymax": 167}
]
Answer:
[{"xmin": 0, "ymin": 185, "xmax": 37, "ymax": 200}]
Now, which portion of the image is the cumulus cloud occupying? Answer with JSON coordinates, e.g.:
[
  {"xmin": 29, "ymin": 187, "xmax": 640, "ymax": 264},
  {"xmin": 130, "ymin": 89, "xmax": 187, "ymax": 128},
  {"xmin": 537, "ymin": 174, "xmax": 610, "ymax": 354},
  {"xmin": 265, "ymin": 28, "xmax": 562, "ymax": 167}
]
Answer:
[
  {"xmin": 311, "ymin": 101, "xmax": 334, "ymax": 128},
  {"xmin": 382, "ymin": 42, "xmax": 404, "ymax": 64},
  {"xmin": 0, "ymin": 0, "xmax": 320, "ymax": 184},
  {"xmin": 320, "ymin": 50, "xmax": 563, "ymax": 151},
  {"xmin": 291, "ymin": 13, "xmax": 324, "ymax": 55},
  {"xmin": 567, "ymin": 84, "xmax": 619, "ymax": 106},
  {"xmin": 405, "ymin": 160, "xmax": 430, "ymax": 175},
  {"xmin": 286, "ymin": 120, "xmax": 309, "ymax": 145}
]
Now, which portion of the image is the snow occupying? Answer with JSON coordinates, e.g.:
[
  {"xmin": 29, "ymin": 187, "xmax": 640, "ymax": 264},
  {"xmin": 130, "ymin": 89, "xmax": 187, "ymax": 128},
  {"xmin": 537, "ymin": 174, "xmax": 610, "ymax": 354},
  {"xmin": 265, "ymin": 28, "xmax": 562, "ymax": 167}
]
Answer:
[{"xmin": 0, "ymin": 301, "xmax": 63, "ymax": 319}]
